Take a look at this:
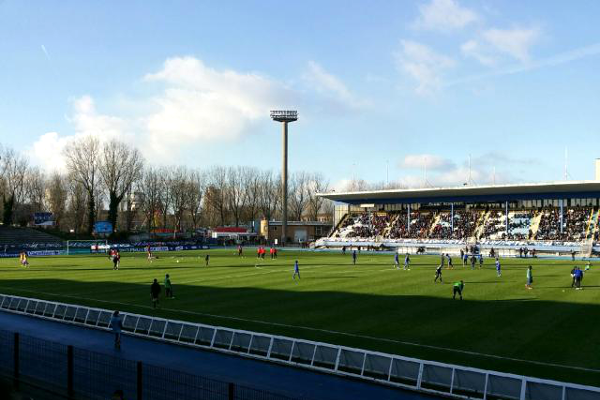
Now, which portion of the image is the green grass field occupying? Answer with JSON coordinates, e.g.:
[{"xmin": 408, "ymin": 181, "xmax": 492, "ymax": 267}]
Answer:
[{"xmin": 0, "ymin": 249, "xmax": 599, "ymax": 386}]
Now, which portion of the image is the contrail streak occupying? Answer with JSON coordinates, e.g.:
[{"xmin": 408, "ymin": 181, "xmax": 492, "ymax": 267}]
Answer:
[
  {"xmin": 41, "ymin": 44, "xmax": 51, "ymax": 61},
  {"xmin": 446, "ymin": 42, "xmax": 600, "ymax": 87}
]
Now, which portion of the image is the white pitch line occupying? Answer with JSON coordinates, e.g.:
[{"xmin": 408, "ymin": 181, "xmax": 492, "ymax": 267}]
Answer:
[
  {"xmin": 1, "ymin": 287, "xmax": 598, "ymax": 374},
  {"xmin": 120, "ymin": 264, "xmax": 336, "ymax": 286}
]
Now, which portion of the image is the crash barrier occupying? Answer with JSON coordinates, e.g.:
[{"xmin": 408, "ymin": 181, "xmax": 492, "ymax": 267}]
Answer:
[{"xmin": 1, "ymin": 293, "xmax": 599, "ymax": 400}]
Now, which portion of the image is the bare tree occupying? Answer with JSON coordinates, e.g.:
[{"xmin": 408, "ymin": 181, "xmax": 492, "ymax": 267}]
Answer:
[
  {"xmin": 306, "ymin": 172, "xmax": 329, "ymax": 221},
  {"xmin": 66, "ymin": 177, "xmax": 87, "ymax": 234},
  {"xmin": 243, "ymin": 167, "xmax": 261, "ymax": 231},
  {"xmin": 47, "ymin": 172, "xmax": 68, "ymax": 228},
  {"xmin": 227, "ymin": 166, "xmax": 248, "ymax": 227},
  {"xmin": 0, "ymin": 147, "xmax": 29, "ymax": 225},
  {"xmin": 187, "ymin": 169, "xmax": 205, "ymax": 231},
  {"xmin": 369, "ymin": 180, "xmax": 405, "ymax": 190},
  {"xmin": 158, "ymin": 167, "xmax": 173, "ymax": 229},
  {"xmin": 138, "ymin": 167, "xmax": 161, "ymax": 234},
  {"xmin": 344, "ymin": 178, "xmax": 370, "ymax": 192},
  {"xmin": 64, "ymin": 136, "xmax": 101, "ymax": 234},
  {"xmin": 21, "ymin": 167, "xmax": 47, "ymax": 225},
  {"xmin": 99, "ymin": 140, "xmax": 144, "ymax": 232},
  {"xmin": 170, "ymin": 166, "xmax": 189, "ymax": 236},
  {"xmin": 206, "ymin": 166, "xmax": 228, "ymax": 226},
  {"xmin": 289, "ymin": 171, "xmax": 310, "ymax": 221},
  {"xmin": 122, "ymin": 189, "xmax": 138, "ymax": 233},
  {"xmin": 258, "ymin": 170, "xmax": 279, "ymax": 221},
  {"xmin": 321, "ymin": 198, "xmax": 335, "ymax": 222}
]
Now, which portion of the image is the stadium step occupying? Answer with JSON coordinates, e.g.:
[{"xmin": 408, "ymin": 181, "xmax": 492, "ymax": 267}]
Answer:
[
  {"xmin": 0, "ymin": 227, "xmax": 63, "ymax": 246},
  {"xmin": 584, "ymin": 209, "xmax": 597, "ymax": 240},
  {"xmin": 474, "ymin": 210, "xmax": 490, "ymax": 239},
  {"xmin": 330, "ymin": 213, "xmax": 351, "ymax": 238},
  {"xmin": 529, "ymin": 212, "xmax": 543, "ymax": 239},
  {"xmin": 428, "ymin": 212, "xmax": 442, "ymax": 235},
  {"xmin": 383, "ymin": 214, "xmax": 399, "ymax": 238}
]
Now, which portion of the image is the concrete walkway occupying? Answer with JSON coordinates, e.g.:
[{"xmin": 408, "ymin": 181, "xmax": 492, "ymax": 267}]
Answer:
[{"xmin": 0, "ymin": 310, "xmax": 436, "ymax": 400}]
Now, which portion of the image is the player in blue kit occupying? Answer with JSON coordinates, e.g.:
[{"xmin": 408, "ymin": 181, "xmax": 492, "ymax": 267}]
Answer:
[
  {"xmin": 495, "ymin": 257, "xmax": 501, "ymax": 277},
  {"xmin": 293, "ymin": 260, "xmax": 300, "ymax": 280},
  {"xmin": 434, "ymin": 265, "xmax": 443, "ymax": 283},
  {"xmin": 394, "ymin": 252, "xmax": 400, "ymax": 269},
  {"xmin": 404, "ymin": 253, "xmax": 411, "ymax": 270}
]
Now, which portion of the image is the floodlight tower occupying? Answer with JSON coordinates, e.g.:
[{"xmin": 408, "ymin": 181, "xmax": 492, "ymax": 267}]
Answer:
[{"xmin": 270, "ymin": 110, "xmax": 298, "ymax": 246}]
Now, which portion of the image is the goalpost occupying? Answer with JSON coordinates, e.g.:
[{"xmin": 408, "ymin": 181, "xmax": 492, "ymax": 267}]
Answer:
[{"xmin": 66, "ymin": 239, "xmax": 109, "ymax": 255}]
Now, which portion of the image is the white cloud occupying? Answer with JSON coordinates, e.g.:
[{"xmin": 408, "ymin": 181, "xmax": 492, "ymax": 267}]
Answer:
[
  {"xmin": 303, "ymin": 61, "xmax": 368, "ymax": 109},
  {"xmin": 31, "ymin": 96, "xmax": 133, "ymax": 172},
  {"xmin": 68, "ymin": 96, "xmax": 131, "ymax": 141},
  {"xmin": 332, "ymin": 178, "xmax": 352, "ymax": 192},
  {"xmin": 482, "ymin": 26, "xmax": 541, "ymax": 63},
  {"xmin": 413, "ymin": 0, "xmax": 479, "ymax": 32},
  {"xmin": 404, "ymin": 165, "xmax": 486, "ymax": 187},
  {"xmin": 394, "ymin": 40, "xmax": 455, "ymax": 95},
  {"xmin": 31, "ymin": 57, "xmax": 302, "ymax": 165},
  {"xmin": 31, "ymin": 56, "xmax": 371, "ymax": 166},
  {"xmin": 397, "ymin": 154, "xmax": 528, "ymax": 188},
  {"xmin": 400, "ymin": 154, "xmax": 455, "ymax": 171},
  {"xmin": 143, "ymin": 57, "xmax": 295, "ymax": 158},
  {"xmin": 32, "ymin": 132, "xmax": 71, "ymax": 172},
  {"xmin": 461, "ymin": 39, "xmax": 496, "ymax": 66}
]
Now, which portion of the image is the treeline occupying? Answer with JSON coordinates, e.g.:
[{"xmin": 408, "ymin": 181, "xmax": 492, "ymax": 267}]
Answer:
[{"xmin": 0, "ymin": 137, "xmax": 332, "ymax": 235}]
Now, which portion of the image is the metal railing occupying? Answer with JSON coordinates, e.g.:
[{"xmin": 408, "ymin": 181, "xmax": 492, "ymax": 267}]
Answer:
[
  {"xmin": 1, "ymin": 293, "xmax": 599, "ymax": 400},
  {"xmin": 0, "ymin": 330, "xmax": 300, "ymax": 400}
]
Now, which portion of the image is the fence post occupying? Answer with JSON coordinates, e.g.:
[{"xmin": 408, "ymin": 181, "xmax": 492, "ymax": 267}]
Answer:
[
  {"xmin": 137, "ymin": 361, "xmax": 143, "ymax": 400},
  {"xmin": 520, "ymin": 378, "xmax": 527, "ymax": 400},
  {"xmin": 228, "ymin": 382, "xmax": 235, "ymax": 400},
  {"xmin": 13, "ymin": 333, "xmax": 19, "ymax": 390},
  {"xmin": 416, "ymin": 363, "xmax": 424, "ymax": 390},
  {"xmin": 67, "ymin": 345, "xmax": 74, "ymax": 399},
  {"xmin": 482, "ymin": 373, "xmax": 489, "ymax": 400}
]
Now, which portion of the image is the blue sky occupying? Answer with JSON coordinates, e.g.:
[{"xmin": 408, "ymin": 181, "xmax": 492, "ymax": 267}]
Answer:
[{"xmin": 1, "ymin": 0, "xmax": 599, "ymax": 189}]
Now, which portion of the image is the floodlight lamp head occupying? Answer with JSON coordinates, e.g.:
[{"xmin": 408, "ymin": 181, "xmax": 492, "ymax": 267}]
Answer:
[{"xmin": 270, "ymin": 110, "xmax": 298, "ymax": 122}]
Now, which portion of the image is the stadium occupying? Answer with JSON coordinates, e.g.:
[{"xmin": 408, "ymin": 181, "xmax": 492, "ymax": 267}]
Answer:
[
  {"xmin": 1, "ymin": 145, "xmax": 600, "ymax": 399},
  {"xmin": 1, "ymin": 172, "xmax": 600, "ymax": 399},
  {"xmin": 3, "ymin": 2, "xmax": 600, "ymax": 400},
  {"xmin": 318, "ymin": 176, "xmax": 600, "ymax": 257}
]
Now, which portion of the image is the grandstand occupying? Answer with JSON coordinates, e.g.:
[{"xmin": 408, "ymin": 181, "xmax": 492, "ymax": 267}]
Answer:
[
  {"xmin": 0, "ymin": 226, "xmax": 63, "ymax": 253},
  {"xmin": 318, "ymin": 181, "xmax": 600, "ymax": 256}
]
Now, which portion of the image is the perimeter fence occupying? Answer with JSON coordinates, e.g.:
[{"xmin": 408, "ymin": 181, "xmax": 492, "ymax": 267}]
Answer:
[
  {"xmin": 0, "ymin": 329, "xmax": 303, "ymax": 400},
  {"xmin": 1, "ymin": 293, "xmax": 600, "ymax": 400}
]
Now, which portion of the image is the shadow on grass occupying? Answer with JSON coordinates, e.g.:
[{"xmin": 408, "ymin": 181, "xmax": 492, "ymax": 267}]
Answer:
[
  {"xmin": 491, "ymin": 298, "xmax": 537, "ymax": 302},
  {"xmin": 0, "ymin": 278, "xmax": 599, "ymax": 387}
]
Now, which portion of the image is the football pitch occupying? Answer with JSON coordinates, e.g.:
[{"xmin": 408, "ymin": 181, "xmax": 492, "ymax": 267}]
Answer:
[{"xmin": 0, "ymin": 249, "xmax": 598, "ymax": 387}]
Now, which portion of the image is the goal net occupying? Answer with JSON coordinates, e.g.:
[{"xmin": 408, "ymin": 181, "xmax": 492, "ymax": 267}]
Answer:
[{"xmin": 66, "ymin": 240, "xmax": 109, "ymax": 255}]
